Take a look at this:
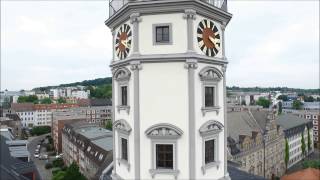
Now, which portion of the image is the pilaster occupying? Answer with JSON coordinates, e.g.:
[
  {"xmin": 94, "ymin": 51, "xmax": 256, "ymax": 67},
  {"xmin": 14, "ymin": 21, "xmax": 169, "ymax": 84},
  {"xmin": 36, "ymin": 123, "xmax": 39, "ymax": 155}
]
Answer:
[
  {"xmin": 221, "ymin": 64, "xmax": 228, "ymax": 177},
  {"xmin": 184, "ymin": 59, "xmax": 198, "ymax": 180},
  {"xmin": 130, "ymin": 13, "xmax": 142, "ymax": 56},
  {"xmin": 130, "ymin": 60, "xmax": 142, "ymax": 180},
  {"xmin": 183, "ymin": 9, "xmax": 197, "ymax": 54}
]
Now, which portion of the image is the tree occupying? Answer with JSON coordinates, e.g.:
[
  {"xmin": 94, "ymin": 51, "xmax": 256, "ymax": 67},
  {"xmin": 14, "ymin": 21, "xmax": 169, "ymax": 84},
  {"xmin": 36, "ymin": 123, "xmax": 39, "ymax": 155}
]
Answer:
[
  {"xmin": 53, "ymin": 158, "xmax": 64, "ymax": 168},
  {"xmin": 64, "ymin": 162, "xmax": 86, "ymax": 180},
  {"xmin": 277, "ymin": 95, "xmax": 288, "ymax": 101},
  {"xmin": 292, "ymin": 100, "xmax": 303, "ymax": 110},
  {"xmin": 17, "ymin": 95, "xmax": 38, "ymax": 104},
  {"xmin": 304, "ymin": 96, "xmax": 314, "ymax": 102},
  {"xmin": 285, "ymin": 138, "xmax": 289, "ymax": 171},
  {"xmin": 90, "ymin": 85, "xmax": 112, "ymax": 99},
  {"xmin": 301, "ymin": 132, "xmax": 306, "ymax": 160},
  {"xmin": 40, "ymin": 98, "xmax": 52, "ymax": 104},
  {"xmin": 30, "ymin": 126, "xmax": 51, "ymax": 136},
  {"xmin": 307, "ymin": 127, "xmax": 312, "ymax": 152},
  {"xmin": 52, "ymin": 171, "xmax": 66, "ymax": 180},
  {"xmin": 57, "ymin": 98, "xmax": 66, "ymax": 104},
  {"xmin": 105, "ymin": 120, "xmax": 113, "ymax": 131},
  {"xmin": 278, "ymin": 101, "xmax": 283, "ymax": 115},
  {"xmin": 256, "ymin": 97, "xmax": 271, "ymax": 108}
]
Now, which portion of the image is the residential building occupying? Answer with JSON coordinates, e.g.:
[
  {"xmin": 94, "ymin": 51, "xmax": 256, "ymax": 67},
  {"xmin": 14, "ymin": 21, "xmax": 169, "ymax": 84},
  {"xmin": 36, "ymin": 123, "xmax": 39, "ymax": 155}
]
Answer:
[
  {"xmin": 62, "ymin": 122, "xmax": 113, "ymax": 180},
  {"xmin": 11, "ymin": 103, "xmax": 79, "ymax": 127},
  {"xmin": 227, "ymin": 106, "xmax": 285, "ymax": 179},
  {"xmin": 0, "ymin": 130, "xmax": 39, "ymax": 180},
  {"xmin": 0, "ymin": 115, "xmax": 22, "ymax": 138},
  {"xmin": 52, "ymin": 109, "xmax": 86, "ymax": 153},
  {"xmin": 282, "ymin": 109, "xmax": 320, "ymax": 149},
  {"xmin": 276, "ymin": 114, "xmax": 314, "ymax": 169},
  {"xmin": 107, "ymin": 0, "xmax": 231, "ymax": 179}
]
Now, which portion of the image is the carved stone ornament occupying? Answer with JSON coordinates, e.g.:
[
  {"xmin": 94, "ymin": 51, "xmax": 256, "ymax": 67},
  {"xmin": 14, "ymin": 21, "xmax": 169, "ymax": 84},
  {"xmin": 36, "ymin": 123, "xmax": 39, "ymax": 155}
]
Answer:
[
  {"xmin": 199, "ymin": 66, "xmax": 223, "ymax": 82},
  {"xmin": 130, "ymin": 13, "xmax": 142, "ymax": 24},
  {"xmin": 199, "ymin": 120, "xmax": 224, "ymax": 136},
  {"xmin": 145, "ymin": 123, "xmax": 183, "ymax": 139},
  {"xmin": 114, "ymin": 119, "xmax": 132, "ymax": 134},
  {"xmin": 113, "ymin": 67, "xmax": 131, "ymax": 82},
  {"xmin": 183, "ymin": 9, "xmax": 196, "ymax": 20}
]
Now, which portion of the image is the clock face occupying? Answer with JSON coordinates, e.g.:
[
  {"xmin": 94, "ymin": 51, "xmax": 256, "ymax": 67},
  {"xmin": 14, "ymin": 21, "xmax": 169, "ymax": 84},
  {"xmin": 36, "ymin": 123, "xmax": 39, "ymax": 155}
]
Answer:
[
  {"xmin": 115, "ymin": 24, "xmax": 132, "ymax": 60},
  {"xmin": 197, "ymin": 19, "xmax": 221, "ymax": 57}
]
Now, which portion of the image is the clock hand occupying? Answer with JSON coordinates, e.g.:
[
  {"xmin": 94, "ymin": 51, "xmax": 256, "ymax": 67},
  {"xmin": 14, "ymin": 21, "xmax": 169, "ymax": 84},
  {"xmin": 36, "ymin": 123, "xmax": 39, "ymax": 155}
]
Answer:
[
  {"xmin": 121, "ymin": 40, "xmax": 130, "ymax": 48},
  {"xmin": 208, "ymin": 36, "xmax": 217, "ymax": 46}
]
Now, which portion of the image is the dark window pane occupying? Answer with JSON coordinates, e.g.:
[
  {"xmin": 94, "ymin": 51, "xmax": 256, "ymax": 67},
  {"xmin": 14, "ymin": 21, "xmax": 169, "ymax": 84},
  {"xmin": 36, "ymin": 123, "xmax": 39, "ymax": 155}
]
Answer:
[
  {"xmin": 205, "ymin": 139, "xmax": 215, "ymax": 164},
  {"xmin": 156, "ymin": 144, "xmax": 173, "ymax": 169},
  {"xmin": 121, "ymin": 138, "xmax": 128, "ymax": 161},
  {"xmin": 121, "ymin": 86, "xmax": 127, "ymax": 106},
  {"xmin": 156, "ymin": 26, "xmax": 170, "ymax": 43},
  {"xmin": 205, "ymin": 86, "xmax": 214, "ymax": 107}
]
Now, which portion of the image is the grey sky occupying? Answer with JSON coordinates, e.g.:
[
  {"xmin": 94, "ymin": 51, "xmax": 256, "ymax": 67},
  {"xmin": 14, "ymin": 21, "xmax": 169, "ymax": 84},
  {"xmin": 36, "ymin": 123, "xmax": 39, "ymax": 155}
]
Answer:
[{"xmin": 1, "ymin": 1, "xmax": 319, "ymax": 90}]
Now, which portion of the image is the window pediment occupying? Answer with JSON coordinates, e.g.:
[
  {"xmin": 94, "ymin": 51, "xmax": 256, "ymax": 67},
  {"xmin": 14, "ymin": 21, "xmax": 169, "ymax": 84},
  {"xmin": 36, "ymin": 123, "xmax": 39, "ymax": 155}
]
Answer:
[
  {"xmin": 199, "ymin": 120, "xmax": 224, "ymax": 136},
  {"xmin": 199, "ymin": 66, "xmax": 223, "ymax": 82},
  {"xmin": 145, "ymin": 123, "xmax": 183, "ymax": 139},
  {"xmin": 113, "ymin": 67, "xmax": 131, "ymax": 82},
  {"xmin": 114, "ymin": 119, "xmax": 132, "ymax": 135}
]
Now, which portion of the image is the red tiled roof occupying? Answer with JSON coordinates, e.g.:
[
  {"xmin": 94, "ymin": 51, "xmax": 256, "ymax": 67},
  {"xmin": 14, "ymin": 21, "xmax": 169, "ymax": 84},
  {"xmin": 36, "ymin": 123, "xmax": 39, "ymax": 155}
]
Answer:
[{"xmin": 281, "ymin": 168, "xmax": 320, "ymax": 180}]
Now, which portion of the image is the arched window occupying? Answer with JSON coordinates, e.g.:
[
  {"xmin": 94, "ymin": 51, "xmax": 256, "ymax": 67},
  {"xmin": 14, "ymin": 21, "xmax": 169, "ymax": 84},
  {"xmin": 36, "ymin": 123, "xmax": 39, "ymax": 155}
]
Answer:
[
  {"xmin": 199, "ymin": 66, "xmax": 223, "ymax": 116},
  {"xmin": 145, "ymin": 123, "xmax": 183, "ymax": 179},
  {"xmin": 113, "ymin": 67, "xmax": 131, "ymax": 113},
  {"xmin": 114, "ymin": 119, "xmax": 132, "ymax": 170},
  {"xmin": 199, "ymin": 120, "xmax": 224, "ymax": 174}
]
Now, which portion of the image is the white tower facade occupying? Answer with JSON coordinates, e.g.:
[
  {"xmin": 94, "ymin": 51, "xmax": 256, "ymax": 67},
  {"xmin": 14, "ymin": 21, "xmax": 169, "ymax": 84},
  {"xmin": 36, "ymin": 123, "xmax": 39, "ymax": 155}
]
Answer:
[{"xmin": 106, "ymin": 0, "xmax": 232, "ymax": 179}]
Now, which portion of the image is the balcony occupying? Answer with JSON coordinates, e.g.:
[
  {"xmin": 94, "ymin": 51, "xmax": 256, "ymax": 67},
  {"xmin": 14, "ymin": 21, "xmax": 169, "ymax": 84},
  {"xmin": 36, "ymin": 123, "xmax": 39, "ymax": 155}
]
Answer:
[{"xmin": 108, "ymin": 0, "xmax": 228, "ymax": 17}]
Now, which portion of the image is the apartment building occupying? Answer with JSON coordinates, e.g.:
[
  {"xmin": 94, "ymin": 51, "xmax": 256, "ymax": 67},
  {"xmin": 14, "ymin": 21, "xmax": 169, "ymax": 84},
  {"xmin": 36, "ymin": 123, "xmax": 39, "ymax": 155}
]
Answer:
[
  {"xmin": 11, "ymin": 103, "xmax": 79, "ymax": 127},
  {"xmin": 283, "ymin": 109, "xmax": 320, "ymax": 148},
  {"xmin": 227, "ymin": 106, "xmax": 285, "ymax": 179},
  {"xmin": 276, "ymin": 114, "xmax": 314, "ymax": 168},
  {"xmin": 62, "ymin": 122, "xmax": 113, "ymax": 180}
]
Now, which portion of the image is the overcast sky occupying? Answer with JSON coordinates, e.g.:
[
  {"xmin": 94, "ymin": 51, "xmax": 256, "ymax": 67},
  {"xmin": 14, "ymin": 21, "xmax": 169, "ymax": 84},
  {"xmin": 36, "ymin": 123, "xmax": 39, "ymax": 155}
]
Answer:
[{"xmin": 1, "ymin": 0, "xmax": 319, "ymax": 91}]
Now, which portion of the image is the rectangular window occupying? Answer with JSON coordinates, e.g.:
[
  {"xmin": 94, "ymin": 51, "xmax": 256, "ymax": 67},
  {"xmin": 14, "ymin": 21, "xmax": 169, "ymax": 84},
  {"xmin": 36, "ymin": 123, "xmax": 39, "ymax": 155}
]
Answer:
[
  {"xmin": 121, "ymin": 138, "xmax": 128, "ymax": 161},
  {"xmin": 205, "ymin": 139, "xmax": 215, "ymax": 164},
  {"xmin": 156, "ymin": 144, "xmax": 173, "ymax": 169},
  {"xmin": 121, "ymin": 86, "xmax": 127, "ymax": 106},
  {"xmin": 205, "ymin": 86, "xmax": 215, "ymax": 107},
  {"xmin": 156, "ymin": 26, "xmax": 170, "ymax": 43}
]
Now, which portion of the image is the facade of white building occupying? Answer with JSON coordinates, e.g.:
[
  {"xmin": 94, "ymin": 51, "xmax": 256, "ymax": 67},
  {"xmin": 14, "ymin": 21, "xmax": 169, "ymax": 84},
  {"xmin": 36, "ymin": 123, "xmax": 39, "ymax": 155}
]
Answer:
[{"xmin": 106, "ymin": 0, "xmax": 231, "ymax": 179}]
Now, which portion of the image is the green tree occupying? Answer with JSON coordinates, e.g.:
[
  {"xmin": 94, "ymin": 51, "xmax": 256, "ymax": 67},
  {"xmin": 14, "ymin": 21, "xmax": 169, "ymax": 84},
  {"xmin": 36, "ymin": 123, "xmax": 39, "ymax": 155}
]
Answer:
[
  {"xmin": 285, "ymin": 138, "xmax": 289, "ymax": 171},
  {"xmin": 277, "ymin": 95, "xmax": 288, "ymax": 101},
  {"xmin": 57, "ymin": 98, "xmax": 66, "ymax": 104},
  {"xmin": 256, "ymin": 97, "xmax": 271, "ymax": 108},
  {"xmin": 17, "ymin": 95, "xmax": 38, "ymax": 104},
  {"xmin": 292, "ymin": 100, "xmax": 303, "ymax": 110},
  {"xmin": 278, "ymin": 101, "xmax": 282, "ymax": 115},
  {"xmin": 40, "ymin": 98, "xmax": 52, "ymax": 104},
  {"xmin": 105, "ymin": 120, "xmax": 113, "ymax": 131},
  {"xmin": 307, "ymin": 127, "xmax": 312, "ymax": 151},
  {"xmin": 30, "ymin": 126, "xmax": 51, "ymax": 136},
  {"xmin": 301, "ymin": 132, "xmax": 306, "ymax": 159},
  {"xmin": 53, "ymin": 158, "xmax": 64, "ymax": 168},
  {"xmin": 90, "ymin": 85, "xmax": 112, "ymax": 99},
  {"xmin": 64, "ymin": 162, "xmax": 86, "ymax": 180},
  {"xmin": 52, "ymin": 171, "xmax": 66, "ymax": 180},
  {"xmin": 304, "ymin": 96, "xmax": 314, "ymax": 102}
]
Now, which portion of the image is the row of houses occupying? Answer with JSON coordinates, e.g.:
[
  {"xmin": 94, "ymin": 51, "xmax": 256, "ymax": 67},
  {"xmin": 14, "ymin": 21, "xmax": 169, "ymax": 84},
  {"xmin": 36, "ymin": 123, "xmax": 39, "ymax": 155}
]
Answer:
[{"xmin": 227, "ymin": 106, "xmax": 314, "ymax": 179}]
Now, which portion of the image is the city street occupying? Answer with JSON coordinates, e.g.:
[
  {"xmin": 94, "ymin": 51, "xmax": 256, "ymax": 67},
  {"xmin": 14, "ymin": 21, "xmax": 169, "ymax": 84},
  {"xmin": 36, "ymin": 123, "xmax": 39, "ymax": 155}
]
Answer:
[{"xmin": 27, "ymin": 133, "xmax": 53, "ymax": 180}]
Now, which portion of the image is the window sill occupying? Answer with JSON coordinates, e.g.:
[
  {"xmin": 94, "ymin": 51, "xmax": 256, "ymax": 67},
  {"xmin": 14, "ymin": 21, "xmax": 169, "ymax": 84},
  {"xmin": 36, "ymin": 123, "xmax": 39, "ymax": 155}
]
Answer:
[
  {"xmin": 117, "ymin": 158, "xmax": 130, "ymax": 171},
  {"xmin": 153, "ymin": 41, "xmax": 172, "ymax": 45},
  {"xmin": 117, "ymin": 105, "xmax": 130, "ymax": 114},
  {"xmin": 201, "ymin": 106, "xmax": 220, "ymax": 116},
  {"xmin": 201, "ymin": 161, "xmax": 221, "ymax": 174},
  {"xmin": 149, "ymin": 169, "xmax": 180, "ymax": 179}
]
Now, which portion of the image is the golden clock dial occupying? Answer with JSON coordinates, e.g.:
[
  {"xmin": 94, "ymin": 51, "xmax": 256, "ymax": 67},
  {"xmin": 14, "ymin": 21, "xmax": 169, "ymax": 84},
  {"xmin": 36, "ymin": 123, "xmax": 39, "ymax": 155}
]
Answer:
[
  {"xmin": 115, "ymin": 24, "xmax": 132, "ymax": 60},
  {"xmin": 197, "ymin": 19, "xmax": 221, "ymax": 57}
]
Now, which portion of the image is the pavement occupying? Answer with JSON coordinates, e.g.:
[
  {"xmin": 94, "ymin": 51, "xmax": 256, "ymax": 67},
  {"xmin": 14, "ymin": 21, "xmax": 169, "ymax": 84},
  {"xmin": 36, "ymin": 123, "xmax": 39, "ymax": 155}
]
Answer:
[{"xmin": 27, "ymin": 133, "xmax": 54, "ymax": 180}]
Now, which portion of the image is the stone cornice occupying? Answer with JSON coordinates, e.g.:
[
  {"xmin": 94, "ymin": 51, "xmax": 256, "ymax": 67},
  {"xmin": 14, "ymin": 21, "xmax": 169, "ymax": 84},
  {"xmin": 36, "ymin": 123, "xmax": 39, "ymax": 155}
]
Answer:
[
  {"xmin": 105, "ymin": 0, "xmax": 232, "ymax": 29},
  {"xmin": 110, "ymin": 53, "xmax": 228, "ymax": 69}
]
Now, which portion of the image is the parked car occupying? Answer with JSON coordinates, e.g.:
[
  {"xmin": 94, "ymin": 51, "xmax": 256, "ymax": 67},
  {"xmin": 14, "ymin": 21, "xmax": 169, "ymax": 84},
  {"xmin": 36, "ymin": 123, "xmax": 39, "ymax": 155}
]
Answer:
[
  {"xmin": 55, "ymin": 153, "xmax": 63, "ymax": 159},
  {"xmin": 39, "ymin": 154, "xmax": 48, "ymax": 160},
  {"xmin": 37, "ymin": 144, "xmax": 41, "ymax": 149},
  {"xmin": 34, "ymin": 153, "xmax": 39, "ymax": 158},
  {"xmin": 35, "ymin": 149, "xmax": 40, "ymax": 153}
]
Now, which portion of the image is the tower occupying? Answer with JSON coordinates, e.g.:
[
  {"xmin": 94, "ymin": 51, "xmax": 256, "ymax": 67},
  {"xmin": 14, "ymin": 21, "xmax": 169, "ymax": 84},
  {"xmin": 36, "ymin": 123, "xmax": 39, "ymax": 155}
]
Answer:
[{"xmin": 105, "ymin": 0, "xmax": 232, "ymax": 179}]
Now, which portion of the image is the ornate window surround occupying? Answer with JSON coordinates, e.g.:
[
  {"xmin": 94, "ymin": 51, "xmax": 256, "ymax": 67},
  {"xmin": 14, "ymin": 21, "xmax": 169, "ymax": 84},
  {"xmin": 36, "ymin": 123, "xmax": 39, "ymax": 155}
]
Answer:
[
  {"xmin": 114, "ymin": 119, "xmax": 132, "ymax": 170},
  {"xmin": 145, "ymin": 123, "xmax": 183, "ymax": 179},
  {"xmin": 199, "ymin": 66, "xmax": 223, "ymax": 116},
  {"xmin": 199, "ymin": 120, "xmax": 224, "ymax": 174},
  {"xmin": 113, "ymin": 67, "xmax": 131, "ymax": 114}
]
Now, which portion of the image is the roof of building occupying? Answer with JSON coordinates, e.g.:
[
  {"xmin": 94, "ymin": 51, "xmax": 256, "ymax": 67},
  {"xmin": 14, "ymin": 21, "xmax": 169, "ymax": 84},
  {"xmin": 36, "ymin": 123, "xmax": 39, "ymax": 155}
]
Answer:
[
  {"xmin": 11, "ymin": 103, "xmax": 35, "ymax": 112},
  {"xmin": 281, "ymin": 168, "xmax": 320, "ymax": 180},
  {"xmin": 276, "ymin": 114, "xmax": 311, "ymax": 130},
  {"xmin": 77, "ymin": 99, "xmax": 112, "ymax": 107},
  {"xmin": 228, "ymin": 165, "xmax": 267, "ymax": 180}
]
